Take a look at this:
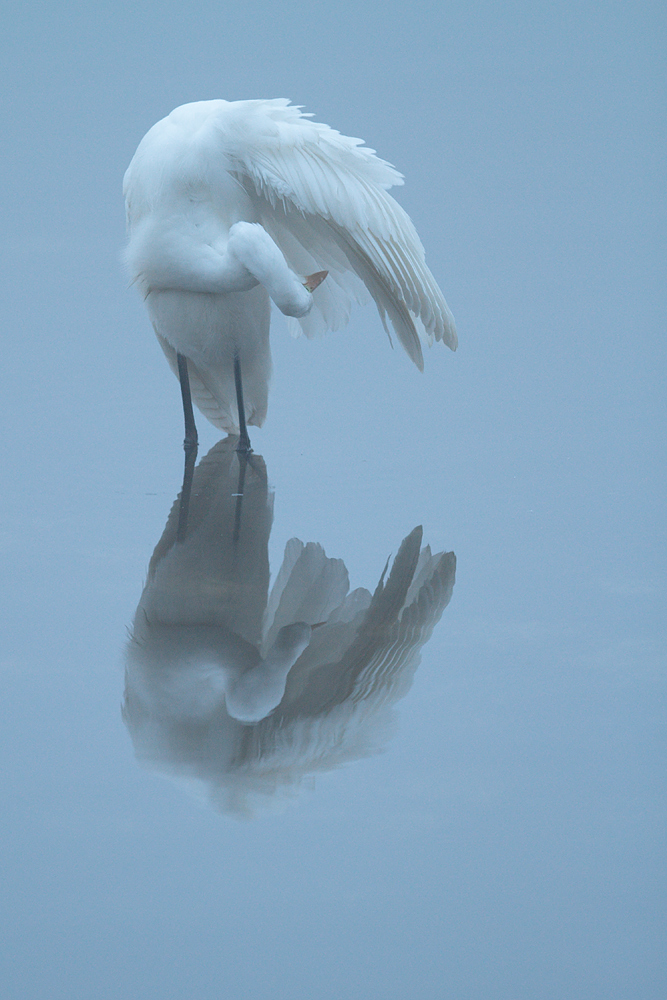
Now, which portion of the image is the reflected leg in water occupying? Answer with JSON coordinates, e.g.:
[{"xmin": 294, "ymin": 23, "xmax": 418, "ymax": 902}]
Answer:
[
  {"xmin": 233, "ymin": 451, "xmax": 267, "ymax": 544},
  {"xmin": 233, "ymin": 451, "xmax": 248, "ymax": 545},
  {"xmin": 176, "ymin": 441, "xmax": 198, "ymax": 543},
  {"xmin": 176, "ymin": 436, "xmax": 264, "ymax": 545}
]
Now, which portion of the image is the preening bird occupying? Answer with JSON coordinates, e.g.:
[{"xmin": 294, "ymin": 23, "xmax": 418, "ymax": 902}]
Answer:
[{"xmin": 123, "ymin": 99, "xmax": 457, "ymax": 450}]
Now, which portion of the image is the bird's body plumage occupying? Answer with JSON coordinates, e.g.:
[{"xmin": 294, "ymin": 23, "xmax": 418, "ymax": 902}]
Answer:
[{"xmin": 124, "ymin": 99, "xmax": 456, "ymax": 435}]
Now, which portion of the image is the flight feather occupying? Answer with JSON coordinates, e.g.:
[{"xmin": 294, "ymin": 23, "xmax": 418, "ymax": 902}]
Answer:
[{"xmin": 216, "ymin": 100, "xmax": 458, "ymax": 365}]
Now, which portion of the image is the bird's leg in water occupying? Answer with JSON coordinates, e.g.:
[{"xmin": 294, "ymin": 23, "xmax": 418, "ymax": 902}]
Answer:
[
  {"xmin": 233, "ymin": 352, "xmax": 252, "ymax": 453},
  {"xmin": 176, "ymin": 352, "xmax": 198, "ymax": 451}
]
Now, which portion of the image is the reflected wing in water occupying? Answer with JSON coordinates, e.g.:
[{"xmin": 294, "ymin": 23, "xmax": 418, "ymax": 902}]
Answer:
[
  {"xmin": 231, "ymin": 528, "xmax": 456, "ymax": 791},
  {"xmin": 275, "ymin": 527, "xmax": 456, "ymax": 717},
  {"xmin": 123, "ymin": 442, "xmax": 455, "ymax": 816}
]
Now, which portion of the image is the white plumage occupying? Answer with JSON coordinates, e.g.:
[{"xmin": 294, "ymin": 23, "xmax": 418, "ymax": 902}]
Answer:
[{"xmin": 124, "ymin": 99, "xmax": 457, "ymax": 436}]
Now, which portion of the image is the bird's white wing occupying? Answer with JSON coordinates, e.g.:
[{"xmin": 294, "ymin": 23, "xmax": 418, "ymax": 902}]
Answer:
[{"xmin": 219, "ymin": 100, "xmax": 457, "ymax": 368}]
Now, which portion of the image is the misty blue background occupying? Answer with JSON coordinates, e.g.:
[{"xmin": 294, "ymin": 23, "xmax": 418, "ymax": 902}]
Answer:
[{"xmin": 1, "ymin": 2, "xmax": 664, "ymax": 998}]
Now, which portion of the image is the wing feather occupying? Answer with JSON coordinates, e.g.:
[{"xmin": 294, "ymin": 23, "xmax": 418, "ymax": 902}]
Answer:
[{"xmin": 214, "ymin": 100, "xmax": 457, "ymax": 362}]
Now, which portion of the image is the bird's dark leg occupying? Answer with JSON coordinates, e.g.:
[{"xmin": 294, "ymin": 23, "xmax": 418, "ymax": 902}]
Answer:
[
  {"xmin": 177, "ymin": 352, "xmax": 198, "ymax": 451},
  {"xmin": 233, "ymin": 351, "xmax": 252, "ymax": 453}
]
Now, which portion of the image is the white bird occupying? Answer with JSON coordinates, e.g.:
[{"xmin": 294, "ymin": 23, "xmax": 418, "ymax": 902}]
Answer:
[{"xmin": 123, "ymin": 99, "xmax": 457, "ymax": 450}]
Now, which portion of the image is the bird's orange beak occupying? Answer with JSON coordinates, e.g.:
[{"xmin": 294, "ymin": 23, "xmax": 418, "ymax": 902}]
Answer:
[{"xmin": 302, "ymin": 270, "xmax": 328, "ymax": 292}]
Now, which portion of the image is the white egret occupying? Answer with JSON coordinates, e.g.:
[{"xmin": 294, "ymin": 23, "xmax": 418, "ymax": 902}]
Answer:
[{"xmin": 123, "ymin": 99, "xmax": 457, "ymax": 450}]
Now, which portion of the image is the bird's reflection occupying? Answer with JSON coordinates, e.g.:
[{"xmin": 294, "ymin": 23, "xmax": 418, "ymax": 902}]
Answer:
[{"xmin": 124, "ymin": 439, "xmax": 456, "ymax": 816}]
